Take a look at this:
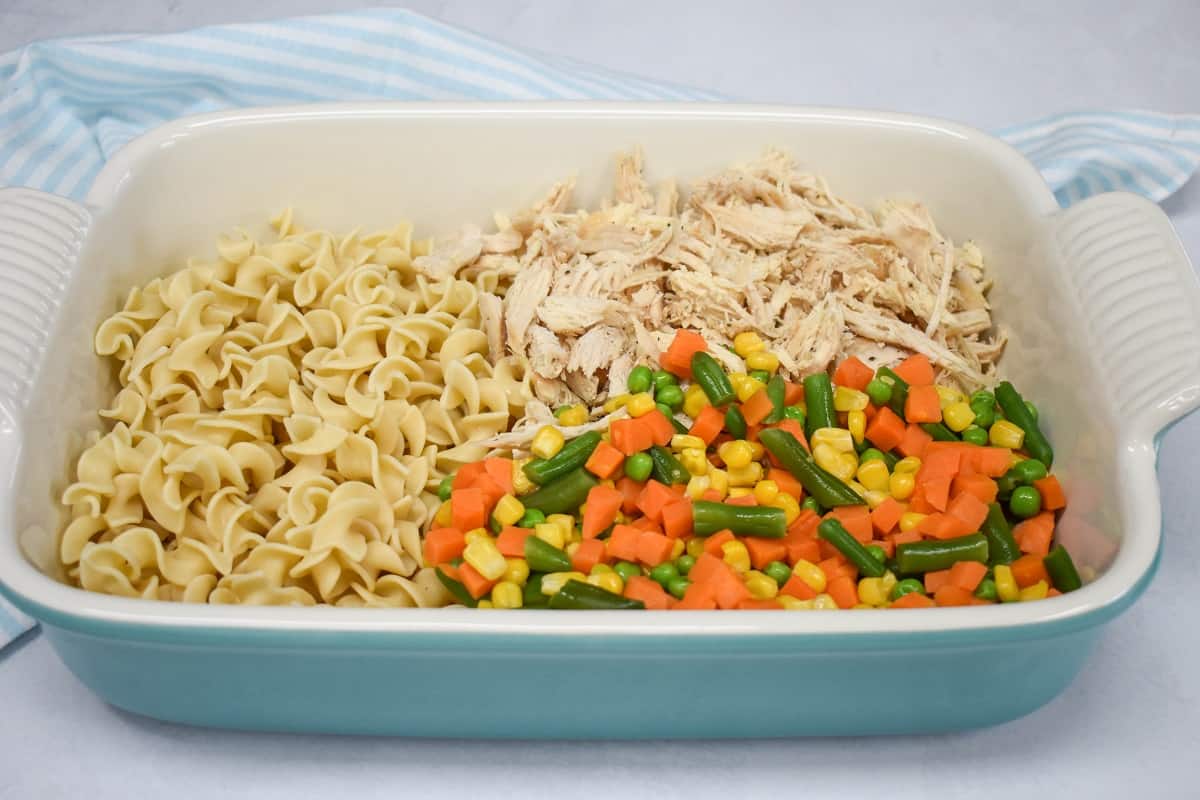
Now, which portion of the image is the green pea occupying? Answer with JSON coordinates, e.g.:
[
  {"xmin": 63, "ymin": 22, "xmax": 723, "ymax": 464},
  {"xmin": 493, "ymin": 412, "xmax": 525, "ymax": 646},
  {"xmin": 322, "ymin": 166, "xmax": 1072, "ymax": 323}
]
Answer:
[
  {"xmin": 783, "ymin": 405, "xmax": 806, "ymax": 426},
  {"xmin": 865, "ymin": 378, "xmax": 893, "ymax": 407},
  {"xmin": 624, "ymin": 451, "xmax": 653, "ymax": 481},
  {"xmin": 1011, "ymin": 458, "xmax": 1048, "ymax": 484},
  {"xmin": 656, "ymin": 383, "xmax": 684, "ymax": 410},
  {"xmin": 1009, "ymin": 486, "xmax": 1042, "ymax": 518},
  {"xmin": 969, "ymin": 390, "xmax": 994, "ymax": 407},
  {"xmin": 974, "ymin": 578, "xmax": 998, "ymax": 602},
  {"xmin": 518, "ymin": 508, "xmax": 546, "ymax": 528},
  {"xmin": 865, "ymin": 544, "xmax": 887, "ymax": 563},
  {"xmin": 627, "ymin": 365, "xmax": 653, "ymax": 394},
  {"xmin": 437, "ymin": 475, "xmax": 454, "ymax": 501},
  {"xmin": 749, "ymin": 369, "xmax": 771, "ymax": 384},
  {"xmin": 1024, "ymin": 400, "xmax": 1038, "ymax": 422},
  {"xmin": 969, "ymin": 390, "xmax": 996, "ymax": 428},
  {"xmin": 801, "ymin": 497, "xmax": 821, "ymax": 513},
  {"xmin": 651, "ymin": 370, "xmax": 677, "ymax": 391},
  {"xmin": 764, "ymin": 561, "xmax": 792, "ymax": 586},
  {"xmin": 613, "ymin": 561, "xmax": 642, "ymax": 583},
  {"xmin": 675, "ymin": 554, "xmax": 696, "ymax": 576},
  {"xmin": 961, "ymin": 425, "xmax": 988, "ymax": 446},
  {"xmin": 649, "ymin": 562, "xmax": 680, "ymax": 587},
  {"xmin": 656, "ymin": 402, "xmax": 674, "ymax": 419},
  {"xmin": 667, "ymin": 577, "xmax": 692, "ymax": 599},
  {"xmin": 860, "ymin": 448, "xmax": 886, "ymax": 463},
  {"xmin": 891, "ymin": 578, "xmax": 925, "ymax": 601}
]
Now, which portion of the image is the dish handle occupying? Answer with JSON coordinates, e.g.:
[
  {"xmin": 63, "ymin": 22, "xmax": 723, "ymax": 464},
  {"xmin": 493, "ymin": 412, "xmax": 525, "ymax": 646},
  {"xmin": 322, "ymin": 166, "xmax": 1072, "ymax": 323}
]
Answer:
[
  {"xmin": 1054, "ymin": 192, "xmax": 1200, "ymax": 443},
  {"xmin": 0, "ymin": 188, "xmax": 90, "ymax": 427}
]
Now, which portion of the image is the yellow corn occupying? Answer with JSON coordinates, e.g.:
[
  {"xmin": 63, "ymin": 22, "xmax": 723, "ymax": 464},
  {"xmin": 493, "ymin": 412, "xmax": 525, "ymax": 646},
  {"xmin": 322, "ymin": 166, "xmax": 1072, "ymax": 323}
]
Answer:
[
  {"xmin": 686, "ymin": 538, "xmax": 706, "ymax": 558},
  {"xmin": 858, "ymin": 577, "xmax": 888, "ymax": 607},
  {"xmin": 745, "ymin": 350, "xmax": 780, "ymax": 373},
  {"xmin": 990, "ymin": 420, "xmax": 1026, "ymax": 449},
  {"xmin": 733, "ymin": 375, "xmax": 762, "ymax": 402},
  {"xmin": 768, "ymin": 492, "xmax": 801, "ymax": 524},
  {"xmin": 531, "ymin": 426, "xmax": 565, "ymax": 459},
  {"xmin": 863, "ymin": 489, "xmax": 891, "ymax": 509},
  {"xmin": 880, "ymin": 571, "xmax": 898, "ymax": 594},
  {"xmin": 590, "ymin": 564, "xmax": 614, "ymax": 576},
  {"xmin": 934, "ymin": 385, "xmax": 965, "ymax": 409},
  {"xmin": 670, "ymin": 538, "xmax": 686, "ymax": 559},
  {"xmin": 464, "ymin": 528, "xmax": 492, "ymax": 546},
  {"xmin": 603, "ymin": 393, "xmax": 631, "ymax": 413},
  {"xmin": 563, "ymin": 526, "xmax": 582, "ymax": 545},
  {"xmin": 815, "ymin": 444, "xmax": 855, "ymax": 481},
  {"xmin": 811, "ymin": 593, "xmax": 838, "ymax": 610},
  {"xmin": 777, "ymin": 596, "xmax": 812, "ymax": 610},
  {"xmin": 847, "ymin": 480, "xmax": 868, "ymax": 498},
  {"xmin": 671, "ymin": 434, "xmax": 705, "ymax": 451},
  {"xmin": 745, "ymin": 571, "xmax": 779, "ymax": 599},
  {"xmin": 898, "ymin": 512, "xmax": 927, "ymax": 532},
  {"xmin": 547, "ymin": 514, "xmax": 574, "ymax": 539},
  {"xmin": 535, "ymin": 522, "xmax": 565, "ymax": 550},
  {"xmin": 718, "ymin": 440, "xmax": 754, "ymax": 469},
  {"xmin": 679, "ymin": 447, "xmax": 709, "ymax": 476},
  {"xmin": 833, "ymin": 386, "xmax": 870, "ymax": 412},
  {"xmin": 587, "ymin": 572, "xmax": 625, "ymax": 595},
  {"xmin": 556, "ymin": 404, "xmax": 588, "ymax": 427},
  {"xmin": 686, "ymin": 474, "xmax": 712, "ymax": 500},
  {"xmin": 721, "ymin": 540, "xmax": 751, "ymax": 574},
  {"xmin": 943, "ymin": 401, "xmax": 976, "ymax": 432},
  {"xmin": 476, "ymin": 600, "xmax": 494, "ymax": 609},
  {"xmin": 746, "ymin": 441, "xmax": 765, "ymax": 460},
  {"xmin": 1019, "ymin": 580, "xmax": 1049, "ymax": 602},
  {"xmin": 540, "ymin": 571, "xmax": 587, "ymax": 595},
  {"xmin": 434, "ymin": 499, "xmax": 453, "ymax": 527},
  {"xmin": 491, "ymin": 581, "xmax": 523, "ymax": 609},
  {"xmin": 707, "ymin": 467, "xmax": 729, "ymax": 498},
  {"xmin": 492, "ymin": 494, "xmax": 525, "ymax": 527},
  {"xmin": 728, "ymin": 486, "xmax": 753, "ymax": 498},
  {"xmin": 811, "ymin": 427, "xmax": 855, "ymax": 453},
  {"xmin": 994, "ymin": 565, "xmax": 1019, "ymax": 602},
  {"xmin": 847, "ymin": 410, "xmax": 866, "ymax": 444},
  {"xmin": 856, "ymin": 459, "xmax": 891, "ymax": 492},
  {"xmin": 683, "ymin": 384, "xmax": 710, "ymax": 417},
  {"xmin": 566, "ymin": 542, "xmax": 581, "ymax": 558},
  {"xmin": 733, "ymin": 331, "xmax": 766, "ymax": 357},
  {"xmin": 503, "ymin": 558, "xmax": 530, "ymax": 585},
  {"xmin": 727, "ymin": 461, "xmax": 764, "ymax": 487},
  {"xmin": 753, "ymin": 480, "xmax": 780, "ymax": 505},
  {"xmin": 464, "ymin": 538, "xmax": 507, "ymax": 581},
  {"xmin": 894, "ymin": 456, "xmax": 922, "ymax": 474},
  {"xmin": 626, "ymin": 392, "xmax": 656, "ymax": 418},
  {"xmin": 512, "ymin": 458, "xmax": 536, "ymax": 495},
  {"xmin": 792, "ymin": 559, "xmax": 827, "ymax": 593},
  {"xmin": 889, "ymin": 470, "xmax": 916, "ymax": 500}
]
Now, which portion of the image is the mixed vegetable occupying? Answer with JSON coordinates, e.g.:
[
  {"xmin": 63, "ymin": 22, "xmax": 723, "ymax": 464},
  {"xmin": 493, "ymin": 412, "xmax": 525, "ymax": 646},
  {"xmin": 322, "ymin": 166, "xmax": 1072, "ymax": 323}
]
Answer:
[{"xmin": 425, "ymin": 329, "xmax": 1078, "ymax": 610}]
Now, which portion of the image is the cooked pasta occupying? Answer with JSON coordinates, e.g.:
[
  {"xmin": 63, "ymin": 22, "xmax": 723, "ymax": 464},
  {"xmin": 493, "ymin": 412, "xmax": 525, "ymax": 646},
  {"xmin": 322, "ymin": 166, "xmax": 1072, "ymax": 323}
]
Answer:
[{"xmin": 59, "ymin": 214, "xmax": 532, "ymax": 606}]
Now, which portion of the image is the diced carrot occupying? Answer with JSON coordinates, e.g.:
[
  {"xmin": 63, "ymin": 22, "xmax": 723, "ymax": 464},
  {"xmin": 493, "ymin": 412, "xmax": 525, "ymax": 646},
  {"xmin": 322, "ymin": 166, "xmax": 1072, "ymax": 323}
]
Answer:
[
  {"xmin": 1011, "ymin": 553, "xmax": 1051, "ymax": 588},
  {"xmin": 450, "ymin": 487, "xmax": 487, "ymax": 532},
  {"xmin": 582, "ymin": 484, "xmax": 624, "ymax": 538},
  {"xmin": 924, "ymin": 568, "xmax": 952, "ymax": 594},
  {"xmin": 971, "ymin": 447, "xmax": 1013, "ymax": 478},
  {"xmin": 891, "ymin": 591, "xmax": 936, "ymax": 609},
  {"xmin": 890, "ymin": 528, "xmax": 922, "ymax": 545},
  {"xmin": 770, "ymin": 419, "xmax": 809, "ymax": 452},
  {"xmin": 946, "ymin": 491, "xmax": 989, "ymax": 533},
  {"xmin": 745, "ymin": 536, "xmax": 789, "ymax": 570},
  {"xmin": 495, "ymin": 526, "xmax": 533, "ymax": 558},
  {"xmin": 819, "ymin": 555, "xmax": 856, "ymax": 582},
  {"xmin": 934, "ymin": 584, "xmax": 975, "ymax": 607},
  {"xmin": 714, "ymin": 571, "xmax": 752, "ymax": 609},
  {"xmin": 873, "ymin": 538, "xmax": 895, "ymax": 558},
  {"xmin": 870, "ymin": 497, "xmax": 904, "ymax": 535},
  {"xmin": 700, "ymin": 488, "xmax": 724, "ymax": 502},
  {"xmin": 606, "ymin": 524, "xmax": 643, "ymax": 562},
  {"xmin": 1034, "ymin": 475, "xmax": 1067, "ymax": 510},
  {"xmin": 617, "ymin": 476, "xmax": 644, "ymax": 515},
  {"xmin": 689, "ymin": 552, "xmax": 731, "ymax": 585},
  {"xmin": 827, "ymin": 505, "xmax": 872, "ymax": 543},
  {"xmin": 584, "ymin": 441, "xmax": 625, "ymax": 479},
  {"xmin": 864, "ymin": 403, "xmax": 879, "ymax": 422},
  {"xmin": 865, "ymin": 406, "xmax": 906, "ymax": 452},
  {"xmin": 893, "ymin": 353, "xmax": 934, "ymax": 386},
  {"xmin": 624, "ymin": 575, "xmax": 674, "ymax": 610},
  {"xmin": 787, "ymin": 538, "xmax": 822, "ymax": 566},
  {"xmin": 948, "ymin": 560, "xmax": 988, "ymax": 592},
  {"xmin": 740, "ymin": 388, "xmax": 776, "ymax": 427},
  {"xmin": 918, "ymin": 448, "xmax": 962, "ymax": 482},
  {"xmin": 916, "ymin": 512, "xmax": 974, "ymax": 540},
  {"xmin": 827, "ymin": 576, "xmax": 859, "ymax": 609},
  {"xmin": 660, "ymin": 329, "xmax": 708, "ymax": 379},
  {"xmin": 636, "ymin": 479, "xmax": 678, "ymax": 522},
  {"xmin": 953, "ymin": 472, "xmax": 999, "ymax": 505},
  {"xmin": 641, "ymin": 409, "xmax": 676, "ymax": 447},
  {"xmin": 458, "ymin": 562, "xmax": 497, "ymax": 600},
  {"xmin": 471, "ymin": 474, "xmax": 507, "ymax": 510},
  {"xmin": 832, "ymin": 356, "xmax": 874, "ymax": 392},
  {"xmin": 610, "ymin": 418, "xmax": 654, "ymax": 457},
  {"xmin": 1047, "ymin": 587, "xmax": 1062, "ymax": 598},
  {"xmin": 481, "ymin": 457, "xmax": 514, "ymax": 496},
  {"xmin": 631, "ymin": 517, "xmax": 662, "ymax": 533},
  {"xmin": 737, "ymin": 598, "xmax": 784, "ymax": 610},
  {"xmin": 786, "ymin": 508, "xmax": 822, "ymax": 539},
  {"xmin": 423, "ymin": 527, "xmax": 466, "ymax": 565},
  {"xmin": 896, "ymin": 423, "xmax": 933, "ymax": 458},
  {"xmin": 726, "ymin": 493, "xmax": 758, "ymax": 507},
  {"xmin": 660, "ymin": 500, "xmax": 694, "ymax": 539},
  {"xmin": 922, "ymin": 476, "xmax": 952, "ymax": 512},
  {"xmin": 1014, "ymin": 512, "xmax": 1055, "ymax": 557},
  {"xmin": 636, "ymin": 530, "xmax": 675, "ymax": 566},
  {"xmin": 779, "ymin": 574, "xmax": 818, "ymax": 600},
  {"xmin": 768, "ymin": 468, "xmax": 805, "ymax": 500},
  {"xmin": 689, "ymin": 405, "xmax": 726, "ymax": 445},
  {"xmin": 452, "ymin": 462, "xmax": 487, "ymax": 492},
  {"xmin": 783, "ymin": 381, "xmax": 805, "ymax": 406},
  {"xmin": 673, "ymin": 581, "xmax": 718, "ymax": 610},
  {"xmin": 908, "ymin": 484, "xmax": 934, "ymax": 514},
  {"xmin": 703, "ymin": 529, "xmax": 737, "ymax": 558},
  {"xmin": 904, "ymin": 384, "xmax": 942, "ymax": 423},
  {"xmin": 571, "ymin": 538, "xmax": 608, "ymax": 573}
]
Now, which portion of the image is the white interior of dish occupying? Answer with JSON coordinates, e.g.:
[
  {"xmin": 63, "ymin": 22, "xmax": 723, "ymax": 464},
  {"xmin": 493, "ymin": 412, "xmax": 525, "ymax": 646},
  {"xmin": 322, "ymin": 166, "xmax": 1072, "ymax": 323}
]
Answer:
[{"xmin": 0, "ymin": 104, "xmax": 1159, "ymax": 634}]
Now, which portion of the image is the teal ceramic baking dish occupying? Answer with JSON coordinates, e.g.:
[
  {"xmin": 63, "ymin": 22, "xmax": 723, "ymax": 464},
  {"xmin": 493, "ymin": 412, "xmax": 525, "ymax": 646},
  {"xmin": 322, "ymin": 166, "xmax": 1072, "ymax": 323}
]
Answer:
[{"xmin": 0, "ymin": 103, "xmax": 1196, "ymax": 737}]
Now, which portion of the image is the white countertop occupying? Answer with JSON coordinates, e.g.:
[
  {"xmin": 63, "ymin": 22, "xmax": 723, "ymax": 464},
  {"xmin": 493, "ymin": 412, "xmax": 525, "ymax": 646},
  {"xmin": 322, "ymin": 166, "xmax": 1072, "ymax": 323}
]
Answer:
[{"xmin": 1, "ymin": 2, "xmax": 1198, "ymax": 797}]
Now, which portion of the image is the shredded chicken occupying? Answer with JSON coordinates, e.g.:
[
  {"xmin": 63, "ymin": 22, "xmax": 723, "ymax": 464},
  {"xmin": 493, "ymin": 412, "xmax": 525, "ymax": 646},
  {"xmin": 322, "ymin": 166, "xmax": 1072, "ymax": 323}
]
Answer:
[{"xmin": 422, "ymin": 148, "xmax": 1005, "ymax": 414}]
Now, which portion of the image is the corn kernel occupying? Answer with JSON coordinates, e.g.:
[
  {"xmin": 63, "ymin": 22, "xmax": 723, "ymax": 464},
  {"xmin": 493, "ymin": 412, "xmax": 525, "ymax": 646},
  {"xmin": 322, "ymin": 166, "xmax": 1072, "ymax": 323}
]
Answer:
[
  {"xmin": 934, "ymin": 384, "xmax": 965, "ymax": 409},
  {"xmin": 476, "ymin": 600, "xmax": 494, "ymax": 609},
  {"xmin": 777, "ymin": 596, "xmax": 812, "ymax": 610},
  {"xmin": 894, "ymin": 456, "xmax": 922, "ymax": 474},
  {"xmin": 753, "ymin": 480, "xmax": 780, "ymax": 505},
  {"xmin": 491, "ymin": 581, "xmax": 523, "ymax": 609},
  {"xmin": 812, "ymin": 593, "xmax": 839, "ymax": 610},
  {"xmin": 683, "ymin": 384, "xmax": 710, "ymax": 417},
  {"xmin": 746, "ymin": 440, "xmax": 765, "ymax": 460},
  {"xmin": 604, "ymin": 393, "xmax": 631, "ymax": 413},
  {"xmin": 990, "ymin": 420, "xmax": 1026, "ymax": 449},
  {"xmin": 792, "ymin": 559, "xmax": 827, "ymax": 593},
  {"xmin": 531, "ymin": 425, "xmax": 565, "ymax": 459},
  {"xmin": 727, "ymin": 461, "xmax": 764, "ymax": 487},
  {"xmin": 535, "ymin": 522, "xmax": 565, "ymax": 550},
  {"xmin": 811, "ymin": 427, "xmax": 855, "ymax": 453},
  {"xmin": 889, "ymin": 471, "xmax": 916, "ymax": 500},
  {"xmin": 434, "ymin": 499, "xmax": 453, "ymax": 527},
  {"xmin": 732, "ymin": 375, "xmax": 762, "ymax": 402},
  {"xmin": 707, "ymin": 468, "xmax": 729, "ymax": 497},
  {"xmin": 858, "ymin": 577, "xmax": 889, "ymax": 606},
  {"xmin": 815, "ymin": 444, "xmax": 855, "ymax": 481},
  {"xmin": 881, "ymin": 570, "xmax": 898, "ymax": 594},
  {"xmin": 590, "ymin": 564, "xmax": 614, "ymax": 576},
  {"xmin": 686, "ymin": 474, "xmax": 712, "ymax": 500},
  {"xmin": 1019, "ymin": 580, "xmax": 1049, "ymax": 602},
  {"xmin": 556, "ymin": 404, "xmax": 589, "ymax": 427},
  {"xmin": 671, "ymin": 434, "xmax": 704, "ymax": 451},
  {"xmin": 994, "ymin": 565, "xmax": 1019, "ymax": 602},
  {"xmin": 721, "ymin": 540, "xmax": 752, "ymax": 574},
  {"xmin": 626, "ymin": 392, "xmax": 655, "ymax": 418},
  {"xmin": 856, "ymin": 459, "xmax": 891, "ymax": 492},
  {"xmin": 898, "ymin": 512, "xmax": 926, "ymax": 532},
  {"xmin": 745, "ymin": 570, "xmax": 779, "ymax": 599},
  {"xmin": 670, "ymin": 538, "xmax": 686, "ymax": 559},
  {"xmin": 728, "ymin": 486, "xmax": 753, "ymax": 498},
  {"xmin": 464, "ymin": 538, "xmax": 507, "ymax": 581},
  {"xmin": 768, "ymin": 492, "xmax": 801, "ymax": 524},
  {"xmin": 547, "ymin": 514, "xmax": 574, "ymax": 539},
  {"xmin": 686, "ymin": 538, "xmax": 706, "ymax": 558},
  {"xmin": 587, "ymin": 572, "xmax": 625, "ymax": 595},
  {"xmin": 679, "ymin": 447, "xmax": 709, "ymax": 476},
  {"xmin": 512, "ymin": 458, "xmax": 536, "ymax": 495},
  {"xmin": 847, "ymin": 410, "xmax": 866, "ymax": 444},
  {"xmin": 563, "ymin": 527, "xmax": 582, "ymax": 544},
  {"xmin": 745, "ymin": 350, "xmax": 780, "ymax": 373},
  {"xmin": 540, "ymin": 571, "xmax": 586, "ymax": 595},
  {"xmin": 492, "ymin": 494, "xmax": 525, "ymax": 527},
  {"xmin": 464, "ymin": 527, "xmax": 492, "ymax": 546},
  {"xmin": 833, "ymin": 386, "xmax": 870, "ymax": 412},
  {"xmin": 503, "ymin": 558, "xmax": 530, "ymax": 585},
  {"xmin": 943, "ymin": 401, "xmax": 976, "ymax": 432},
  {"xmin": 847, "ymin": 480, "xmax": 868, "ymax": 498},
  {"xmin": 718, "ymin": 440, "xmax": 754, "ymax": 469},
  {"xmin": 863, "ymin": 489, "xmax": 890, "ymax": 509},
  {"xmin": 733, "ymin": 331, "xmax": 766, "ymax": 357}
]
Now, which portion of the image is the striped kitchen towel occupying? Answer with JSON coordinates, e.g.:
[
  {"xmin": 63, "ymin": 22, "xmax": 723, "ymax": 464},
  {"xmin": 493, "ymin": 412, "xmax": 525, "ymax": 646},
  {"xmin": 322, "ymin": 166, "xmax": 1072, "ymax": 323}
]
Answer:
[{"xmin": 0, "ymin": 8, "xmax": 1198, "ymax": 649}]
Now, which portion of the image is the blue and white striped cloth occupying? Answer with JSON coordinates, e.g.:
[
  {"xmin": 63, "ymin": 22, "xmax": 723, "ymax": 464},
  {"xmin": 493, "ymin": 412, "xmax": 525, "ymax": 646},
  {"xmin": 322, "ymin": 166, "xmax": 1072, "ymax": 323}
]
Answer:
[{"xmin": 0, "ymin": 8, "xmax": 1198, "ymax": 649}]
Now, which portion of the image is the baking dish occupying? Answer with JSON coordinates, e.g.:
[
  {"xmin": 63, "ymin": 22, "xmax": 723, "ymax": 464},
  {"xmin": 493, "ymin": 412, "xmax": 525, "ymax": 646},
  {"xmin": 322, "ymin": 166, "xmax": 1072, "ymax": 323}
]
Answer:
[{"xmin": 0, "ymin": 103, "xmax": 1197, "ymax": 738}]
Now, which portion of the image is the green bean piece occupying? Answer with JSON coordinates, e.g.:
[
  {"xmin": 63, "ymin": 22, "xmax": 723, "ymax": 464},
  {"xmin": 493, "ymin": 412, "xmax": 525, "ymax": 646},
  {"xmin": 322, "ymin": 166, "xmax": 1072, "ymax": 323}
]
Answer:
[
  {"xmin": 895, "ymin": 534, "xmax": 989, "ymax": 574},
  {"xmin": 974, "ymin": 578, "xmax": 998, "ymax": 602},
  {"xmin": 524, "ymin": 536, "xmax": 573, "ymax": 573},
  {"xmin": 523, "ymin": 431, "xmax": 602, "ymax": 485},
  {"xmin": 521, "ymin": 468, "xmax": 598, "ymax": 515},
  {"xmin": 692, "ymin": 501, "xmax": 787, "ymax": 538},
  {"xmin": 649, "ymin": 445, "xmax": 690, "ymax": 485},
  {"xmin": 961, "ymin": 425, "xmax": 989, "ymax": 446},
  {"xmin": 995, "ymin": 472, "xmax": 1020, "ymax": 499},
  {"xmin": 651, "ymin": 369, "xmax": 678, "ymax": 391},
  {"xmin": 691, "ymin": 351, "xmax": 736, "ymax": 406},
  {"xmin": 921, "ymin": 422, "xmax": 959, "ymax": 442},
  {"xmin": 656, "ymin": 383, "xmax": 684, "ymax": 410},
  {"xmin": 981, "ymin": 502, "xmax": 1020, "ymax": 565},
  {"xmin": 758, "ymin": 428, "xmax": 863, "ymax": 507},
  {"xmin": 725, "ymin": 406, "xmax": 748, "ymax": 439},
  {"xmin": 817, "ymin": 519, "xmax": 887, "ymax": 578},
  {"xmin": 613, "ymin": 561, "xmax": 642, "ymax": 583},
  {"xmin": 1024, "ymin": 400, "xmax": 1039, "ymax": 422},
  {"xmin": 802, "ymin": 372, "xmax": 837, "ymax": 437},
  {"xmin": 627, "ymin": 365, "xmax": 653, "ymax": 394},
  {"xmin": 667, "ymin": 577, "xmax": 692, "ymax": 600},
  {"xmin": 435, "ymin": 566, "xmax": 480, "ymax": 607},
  {"xmin": 675, "ymin": 554, "xmax": 697, "ymax": 576},
  {"xmin": 437, "ymin": 475, "xmax": 455, "ymax": 501},
  {"xmin": 523, "ymin": 574, "xmax": 548, "ymax": 607},
  {"xmin": 783, "ymin": 405, "xmax": 806, "ymax": 427},
  {"xmin": 1011, "ymin": 458, "xmax": 1048, "ymax": 484},
  {"xmin": 875, "ymin": 367, "xmax": 909, "ymax": 418},
  {"xmin": 764, "ymin": 561, "xmax": 793, "ymax": 586},
  {"xmin": 1043, "ymin": 545, "xmax": 1082, "ymax": 592},
  {"xmin": 801, "ymin": 497, "xmax": 821, "ymax": 513},
  {"xmin": 865, "ymin": 544, "xmax": 887, "ymax": 564},
  {"xmin": 1009, "ymin": 486, "xmax": 1042, "ymax": 518},
  {"xmin": 891, "ymin": 578, "xmax": 925, "ymax": 601},
  {"xmin": 762, "ymin": 375, "xmax": 788, "ymax": 424},
  {"xmin": 749, "ymin": 369, "xmax": 771, "ymax": 384},
  {"xmin": 624, "ymin": 451, "xmax": 653, "ymax": 481},
  {"xmin": 549, "ymin": 579, "xmax": 645, "ymax": 610},
  {"xmin": 670, "ymin": 415, "xmax": 690, "ymax": 435},
  {"xmin": 865, "ymin": 378, "xmax": 893, "ymax": 407},
  {"xmin": 649, "ymin": 562, "xmax": 679, "ymax": 587},
  {"xmin": 519, "ymin": 508, "xmax": 546, "ymax": 528},
  {"xmin": 489, "ymin": 517, "xmax": 503, "ymax": 534},
  {"xmin": 995, "ymin": 382, "xmax": 1054, "ymax": 467}
]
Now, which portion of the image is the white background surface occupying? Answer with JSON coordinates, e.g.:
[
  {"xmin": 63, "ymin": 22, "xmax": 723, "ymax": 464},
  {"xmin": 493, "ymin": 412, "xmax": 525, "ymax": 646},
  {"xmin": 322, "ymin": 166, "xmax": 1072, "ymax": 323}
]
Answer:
[{"xmin": 0, "ymin": 2, "xmax": 1198, "ymax": 798}]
